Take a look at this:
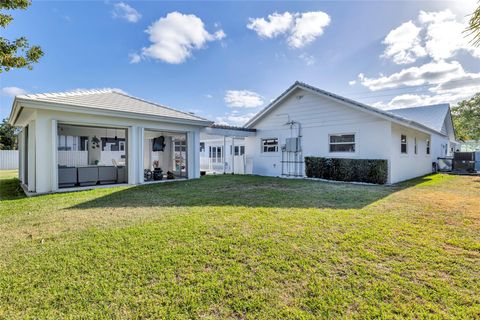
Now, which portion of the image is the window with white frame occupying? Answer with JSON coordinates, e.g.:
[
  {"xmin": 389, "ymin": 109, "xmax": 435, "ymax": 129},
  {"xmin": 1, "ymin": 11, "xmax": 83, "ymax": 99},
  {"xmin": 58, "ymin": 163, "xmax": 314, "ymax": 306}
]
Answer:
[
  {"xmin": 261, "ymin": 138, "xmax": 278, "ymax": 153},
  {"xmin": 414, "ymin": 137, "xmax": 418, "ymax": 154},
  {"xmin": 231, "ymin": 145, "xmax": 245, "ymax": 156},
  {"xmin": 426, "ymin": 139, "xmax": 430, "ymax": 155},
  {"xmin": 329, "ymin": 134, "xmax": 355, "ymax": 153},
  {"xmin": 209, "ymin": 146, "xmax": 223, "ymax": 163},
  {"xmin": 401, "ymin": 135, "xmax": 407, "ymax": 154},
  {"xmin": 174, "ymin": 141, "xmax": 186, "ymax": 152},
  {"xmin": 57, "ymin": 135, "xmax": 80, "ymax": 151}
]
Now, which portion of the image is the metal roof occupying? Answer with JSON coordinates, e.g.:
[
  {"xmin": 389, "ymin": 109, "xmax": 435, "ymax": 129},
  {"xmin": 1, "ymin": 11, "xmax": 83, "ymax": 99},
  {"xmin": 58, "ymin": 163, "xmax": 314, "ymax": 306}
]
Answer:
[
  {"xmin": 386, "ymin": 104, "xmax": 450, "ymax": 134},
  {"xmin": 244, "ymin": 81, "xmax": 447, "ymax": 136},
  {"xmin": 209, "ymin": 124, "xmax": 256, "ymax": 132},
  {"xmin": 13, "ymin": 89, "xmax": 210, "ymax": 124}
]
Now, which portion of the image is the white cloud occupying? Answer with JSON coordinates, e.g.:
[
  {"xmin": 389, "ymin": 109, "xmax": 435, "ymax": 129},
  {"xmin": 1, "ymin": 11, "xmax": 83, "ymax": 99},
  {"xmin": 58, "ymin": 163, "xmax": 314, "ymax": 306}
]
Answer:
[
  {"xmin": 138, "ymin": 12, "xmax": 225, "ymax": 64},
  {"xmin": 129, "ymin": 53, "xmax": 141, "ymax": 64},
  {"xmin": 247, "ymin": 12, "xmax": 293, "ymax": 38},
  {"xmin": 361, "ymin": 60, "xmax": 480, "ymax": 109},
  {"xmin": 358, "ymin": 9, "xmax": 480, "ymax": 110},
  {"xmin": 299, "ymin": 53, "xmax": 315, "ymax": 65},
  {"xmin": 380, "ymin": 9, "xmax": 480, "ymax": 65},
  {"xmin": 419, "ymin": 9, "xmax": 480, "ymax": 60},
  {"xmin": 348, "ymin": 80, "xmax": 356, "ymax": 86},
  {"xmin": 288, "ymin": 11, "xmax": 331, "ymax": 48},
  {"xmin": 377, "ymin": 87, "xmax": 479, "ymax": 109},
  {"xmin": 1, "ymin": 86, "xmax": 27, "ymax": 97},
  {"xmin": 247, "ymin": 11, "xmax": 330, "ymax": 48},
  {"xmin": 359, "ymin": 60, "xmax": 467, "ymax": 91},
  {"xmin": 112, "ymin": 2, "xmax": 141, "ymax": 23},
  {"xmin": 204, "ymin": 94, "xmax": 213, "ymax": 99},
  {"xmin": 216, "ymin": 112, "xmax": 257, "ymax": 126},
  {"xmin": 382, "ymin": 21, "xmax": 426, "ymax": 64},
  {"xmin": 224, "ymin": 90, "xmax": 264, "ymax": 108}
]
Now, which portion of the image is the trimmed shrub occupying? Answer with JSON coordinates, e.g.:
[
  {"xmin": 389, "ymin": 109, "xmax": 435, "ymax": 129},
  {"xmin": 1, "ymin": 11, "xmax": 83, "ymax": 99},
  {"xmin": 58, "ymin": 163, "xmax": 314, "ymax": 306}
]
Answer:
[{"xmin": 305, "ymin": 157, "xmax": 388, "ymax": 184}]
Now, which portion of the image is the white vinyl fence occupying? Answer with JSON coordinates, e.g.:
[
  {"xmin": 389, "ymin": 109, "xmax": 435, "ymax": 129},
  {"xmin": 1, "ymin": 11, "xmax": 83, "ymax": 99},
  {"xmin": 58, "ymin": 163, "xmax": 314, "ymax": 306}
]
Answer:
[{"xmin": 0, "ymin": 150, "xmax": 19, "ymax": 170}]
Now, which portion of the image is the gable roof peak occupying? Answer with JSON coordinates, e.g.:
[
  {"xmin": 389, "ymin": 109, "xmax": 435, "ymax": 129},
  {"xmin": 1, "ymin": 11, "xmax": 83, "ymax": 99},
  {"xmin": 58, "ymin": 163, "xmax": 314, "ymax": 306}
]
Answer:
[{"xmin": 244, "ymin": 81, "xmax": 448, "ymax": 137}]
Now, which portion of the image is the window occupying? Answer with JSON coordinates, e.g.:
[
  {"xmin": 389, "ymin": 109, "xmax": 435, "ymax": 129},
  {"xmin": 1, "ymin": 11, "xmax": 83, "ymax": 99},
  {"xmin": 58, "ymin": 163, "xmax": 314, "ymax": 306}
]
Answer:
[
  {"xmin": 262, "ymin": 138, "xmax": 278, "ymax": 153},
  {"xmin": 199, "ymin": 142, "xmax": 205, "ymax": 153},
  {"xmin": 119, "ymin": 141, "xmax": 125, "ymax": 151},
  {"xmin": 174, "ymin": 141, "xmax": 186, "ymax": 152},
  {"xmin": 233, "ymin": 145, "xmax": 245, "ymax": 156},
  {"xmin": 426, "ymin": 139, "xmax": 430, "ymax": 155},
  {"xmin": 414, "ymin": 137, "xmax": 418, "ymax": 154},
  {"xmin": 329, "ymin": 134, "xmax": 355, "ymax": 153},
  {"xmin": 57, "ymin": 135, "xmax": 79, "ymax": 151},
  {"xmin": 209, "ymin": 146, "xmax": 223, "ymax": 163},
  {"xmin": 401, "ymin": 135, "xmax": 407, "ymax": 154}
]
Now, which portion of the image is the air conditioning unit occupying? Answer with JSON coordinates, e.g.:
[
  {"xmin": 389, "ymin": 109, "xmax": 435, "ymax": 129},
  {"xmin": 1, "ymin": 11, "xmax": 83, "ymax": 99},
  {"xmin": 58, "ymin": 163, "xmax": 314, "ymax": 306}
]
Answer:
[
  {"xmin": 476, "ymin": 152, "xmax": 480, "ymax": 172},
  {"xmin": 453, "ymin": 152, "xmax": 475, "ymax": 173},
  {"xmin": 285, "ymin": 137, "xmax": 301, "ymax": 152}
]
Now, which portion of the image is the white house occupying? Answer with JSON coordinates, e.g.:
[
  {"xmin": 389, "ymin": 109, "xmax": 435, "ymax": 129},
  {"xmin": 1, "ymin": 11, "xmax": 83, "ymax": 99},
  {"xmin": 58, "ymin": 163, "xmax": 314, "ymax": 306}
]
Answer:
[
  {"xmin": 8, "ymin": 89, "xmax": 212, "ymax": 194},
  {"xmin": 386, "ymin": 104, "xmax": 458, "ymax": 161},
  {"xmin": 9, "ymin": 82, "xmax": 458, "ymax": 194},
  {"xmin": 242, "ymin": 82, "xmax": 457, "ymax": 184}
]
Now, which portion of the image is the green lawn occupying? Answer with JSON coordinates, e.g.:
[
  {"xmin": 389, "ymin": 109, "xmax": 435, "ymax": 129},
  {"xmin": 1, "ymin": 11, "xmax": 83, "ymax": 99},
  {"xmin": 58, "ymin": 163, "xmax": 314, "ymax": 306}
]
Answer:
[{"xmin": 0, "ymin": 170, "xmax": 479, "ymax": 319}]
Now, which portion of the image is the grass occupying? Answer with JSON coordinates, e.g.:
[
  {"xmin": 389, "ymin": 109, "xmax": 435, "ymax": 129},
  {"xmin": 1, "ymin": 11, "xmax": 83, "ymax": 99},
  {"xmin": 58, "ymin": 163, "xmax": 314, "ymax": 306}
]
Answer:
[{"xmin": 0, "ymin": 170, "xmax": 479, "ymax": 319}]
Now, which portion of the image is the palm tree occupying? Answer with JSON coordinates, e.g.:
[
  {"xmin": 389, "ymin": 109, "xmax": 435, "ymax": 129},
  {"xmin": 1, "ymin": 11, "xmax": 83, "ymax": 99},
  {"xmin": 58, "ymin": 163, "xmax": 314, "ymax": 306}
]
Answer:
[{"xmin": 466, "ymin": 3, "xmax": 480, "ymax": 46}]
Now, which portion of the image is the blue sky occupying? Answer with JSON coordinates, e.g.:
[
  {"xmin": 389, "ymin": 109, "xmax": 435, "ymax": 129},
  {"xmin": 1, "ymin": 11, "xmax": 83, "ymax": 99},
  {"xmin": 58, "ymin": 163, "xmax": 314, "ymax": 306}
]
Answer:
[{"xmin": 1, "ymin": 0, "xmax": 479, "ymax": 125}]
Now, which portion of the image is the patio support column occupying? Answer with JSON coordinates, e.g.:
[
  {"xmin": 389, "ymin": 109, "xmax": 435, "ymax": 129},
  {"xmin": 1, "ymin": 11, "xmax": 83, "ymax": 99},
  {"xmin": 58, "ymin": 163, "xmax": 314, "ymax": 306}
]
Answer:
[
  {"xmin": 223, "ymin": 135, "xmax": 226, "ymax": 174},
  {"xmin": 27, "ymin": 119, "xmax": 36, "ymax": 192},
  {"xmin": 127, "ymin": 125, "xmax": 137, "ymax": 185},
  {"xmin": 35, "ymin": 117, "xmax": 52, "ymax": 193},
  {"xmin": 187, "ymin": 130, "xmax": 200, "ymax": 179},
  {"xmin": 51, "ymin": 119, "xmax": 58, "ymax": 192},
  {"xmin": 18, "ymin": 130, "xmax": 24, "ymax": 183},
  {"xmin": 137, "ymin": 127, "xmax": 144, "ymax": 184},
  {"xmin": 231, "ymin": 137, "xmax": 235, "ymax": 174}
]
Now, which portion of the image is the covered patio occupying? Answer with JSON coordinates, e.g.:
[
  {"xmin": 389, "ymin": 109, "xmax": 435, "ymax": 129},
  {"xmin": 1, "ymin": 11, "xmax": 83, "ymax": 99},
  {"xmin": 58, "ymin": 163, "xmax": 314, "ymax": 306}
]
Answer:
[
  {"xmin": 56, "ymin": 123, "xmax": 128, "ymax": 188},
  {"xmin": 10, "ymin": 89, "xmax": 212, "ymax": 195},
  {"xmin": 200, "ymin": 125, "xmax": 256, "ymax": 175},
  {"xmin": 143, "ymin": 129, "xmax": 188, "ymax": 181}
]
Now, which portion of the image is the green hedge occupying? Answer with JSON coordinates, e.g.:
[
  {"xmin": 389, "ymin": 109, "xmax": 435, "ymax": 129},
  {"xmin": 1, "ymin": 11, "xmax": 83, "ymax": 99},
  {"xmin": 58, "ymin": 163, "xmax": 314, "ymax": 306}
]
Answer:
[{"xmin": 305, "ymin": 157, "xmax": 388, "ymax": 184}]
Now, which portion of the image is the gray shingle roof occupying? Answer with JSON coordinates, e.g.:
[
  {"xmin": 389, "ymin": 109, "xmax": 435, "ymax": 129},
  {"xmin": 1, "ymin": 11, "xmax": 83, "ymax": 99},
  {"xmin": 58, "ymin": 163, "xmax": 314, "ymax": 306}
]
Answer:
[
  {"xmin": 386, "ymin": 104, "xmax": 450, "ymax": 134},
  {"xmin": 16, "ymin": 89, "xmax": 210, "ymax": 124}
]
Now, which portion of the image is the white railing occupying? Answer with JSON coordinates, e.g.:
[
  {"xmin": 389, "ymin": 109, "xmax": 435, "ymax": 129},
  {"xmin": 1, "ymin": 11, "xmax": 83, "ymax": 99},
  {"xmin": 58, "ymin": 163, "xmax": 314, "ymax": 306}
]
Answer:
[
  {"xmin": 58, "ymin": 151, "xmax": 88, "ymax": 167},
  {"xmin": 57, "ymin": 151, "xmax": 125, "ymax": 167},
  {"xmin": 200, "ymin": 155, "xmax": 249, "ymax": 174},
  {"xmin": 0, "ymin": 150, "xmax": 19, "ymax": 170}
]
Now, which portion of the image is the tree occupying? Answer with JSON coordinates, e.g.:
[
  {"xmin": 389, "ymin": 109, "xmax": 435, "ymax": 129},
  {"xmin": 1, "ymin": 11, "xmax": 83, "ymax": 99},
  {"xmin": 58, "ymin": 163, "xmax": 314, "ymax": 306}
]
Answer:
[
  {"xmin": 451, "ymin": 93, "xmax": 480, "ymax": 142},
  {"xmin": 1, "ymin": 0, "xmax": 44, "ymax": 72},
  {"xmin": 466, "ymin": 3, "xmax": 480, "ymax": 46},
  {"xmin": 0, "ymin": 118, "xmax": 17, "ymax": 150}
]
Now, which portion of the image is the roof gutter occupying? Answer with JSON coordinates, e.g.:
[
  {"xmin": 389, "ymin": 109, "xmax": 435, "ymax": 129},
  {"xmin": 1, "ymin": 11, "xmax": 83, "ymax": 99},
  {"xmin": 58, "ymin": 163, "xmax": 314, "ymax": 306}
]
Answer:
[{"xmin": 8, "ymin": 98, "xmax": 21, "ymax": 126}]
